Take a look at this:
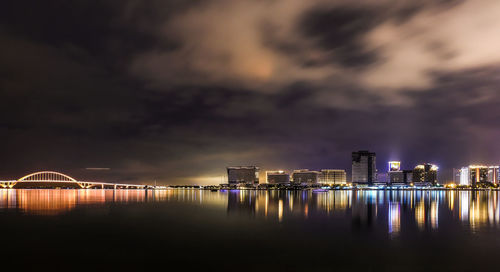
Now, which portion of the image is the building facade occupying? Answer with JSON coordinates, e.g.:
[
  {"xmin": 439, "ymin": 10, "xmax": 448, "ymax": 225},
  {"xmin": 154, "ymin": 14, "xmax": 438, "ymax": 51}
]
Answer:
[
  {"xmin": 403, "ymin": 170, "xmax": 413, "ymax": 184},
  {"xmin": 387, "ymin": 161, "xmax": 404, "ymax": 185},
  {"xmin": 266, "ymin": 171, "xmax": 290, "ymax": 184},
  {"xmin": 227, "ymin": 166, "xmax": 260, "ymax": 184},
  {"xmin": 292, "ymin": 169, "xmax": 320, "ymax": 185},
  {"xmin": 388, "ymin": 171, "xmax": 404, "ymax": 184},
  {"xmin": 488, "ymin": 166, "xmax": 499, "ymax": 184},
  {"xmin": 319, "ymin": 169, "xmax": 346, "ymax": 184},
  {"xmin": 459, "ymin": 165, "xmax": 499, "ymax": 186},
  {"xmin": 352, "ymin": 150, "xmax": 376, "ymax": 185},
  {"xmin": 412, "ymin": 164, "xmax": 438, "ymax": 185}
]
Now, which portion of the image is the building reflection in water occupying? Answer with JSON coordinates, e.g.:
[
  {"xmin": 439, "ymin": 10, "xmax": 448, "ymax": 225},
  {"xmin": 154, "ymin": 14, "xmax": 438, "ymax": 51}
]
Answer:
[
  {"xmin": 2, "ymin": 189, "xmax": 500, "ymax": 233},
  {"xmin": 226, "ymin": 190, "xmax": 352, "ymax": 220},
  {"xmin": 225, "ymin": 190, "xmax": 500, "ymax": 234},
  {"xmin": 455, "ymin": 191, "xmax": 500, "ymax": 231},
  {"xmin": 388, "ymin": 202, "xmax": 400, "ymax": 236}
]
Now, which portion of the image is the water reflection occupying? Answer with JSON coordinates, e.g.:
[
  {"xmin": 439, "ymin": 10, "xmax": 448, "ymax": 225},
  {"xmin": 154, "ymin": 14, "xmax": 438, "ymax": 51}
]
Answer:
[
  {"xmin": 2, "ymin": 189, "xmax": 500, "ymax": 234},
  {"xmin": 0, "ymin": 189, "xmax": 216, "ymax": 215},
  {"xmin": 224, "ymin": 190, "xmax": 500, "ymax": 234}
]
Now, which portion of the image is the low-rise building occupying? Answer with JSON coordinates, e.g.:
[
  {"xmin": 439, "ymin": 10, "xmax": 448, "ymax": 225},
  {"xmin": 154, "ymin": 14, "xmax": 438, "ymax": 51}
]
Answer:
[
  {"xmin": 292, "ymin": 169, "xmax": 320, "ymax": 185},
  {"xmin": 266, "ymin": 171, "xmax": 290, "ymax": 184},
  {"xmin": 227, "ymin": 166, "xmax": 260, "ymax": 184},
  {"xmin": 319, "ymin": 169, "xmax": 346, "ymax": 185}
]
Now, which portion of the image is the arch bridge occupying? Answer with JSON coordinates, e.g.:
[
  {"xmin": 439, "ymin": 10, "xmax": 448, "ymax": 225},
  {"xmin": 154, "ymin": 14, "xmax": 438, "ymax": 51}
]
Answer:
[{"xmin": 0, "ymin": 171, "xmax": 149, "ymax": 189}]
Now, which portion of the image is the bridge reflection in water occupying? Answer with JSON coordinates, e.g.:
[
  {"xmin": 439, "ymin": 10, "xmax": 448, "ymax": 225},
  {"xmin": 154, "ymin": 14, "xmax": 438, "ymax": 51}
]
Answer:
[{"xmin": 0, "ymin": 189, "xmax": 170, "ymax": 215}]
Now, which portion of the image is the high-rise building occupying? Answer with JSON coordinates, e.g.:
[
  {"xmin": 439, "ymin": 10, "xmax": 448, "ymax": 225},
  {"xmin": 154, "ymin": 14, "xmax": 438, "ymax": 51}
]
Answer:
[
  {"xmin": 459, "ymin": 167, "xmax": 469, "ymax": 186},
  {"xmin": 319, "ymin": 169, "xmax": 346, "ymax": 184},
  {"xmin": 266, "ymin": 171, "xmax": 290, "ymax": 184},
  {"xmin": 453, "ymin": 168, "xmax": 462, "ymax": 184},
  {"xmin": 387, "ymin": 161, "xmax": 404, "ymax": 185},
  {"xmin": 227, "ymin": 166, "xmax": 260, "ymax": 184},
  {"xmin": 488, "ymin": 166, "xmax": 499, "ymax": 184},
  {"xmin": 459, "ymin": 165, "xmax": 498, "ymax": 186},
  {"xmin": 412, "ymin": 163, "xmax": 438, "ymax": 185},
  {"xmin": 403, "ymin": 170, "xmax": 413, "ymax": 184},
  {"xmin": 292, "ymin": 169, "xmax": 320, "ymax": 185},
  {"xmin": 469, "ymin": 166, "xmax": 488, "ymax": 186},
  {"xmin": 352, "ymin": 150, "xmax": 376, "ymax": 185}
]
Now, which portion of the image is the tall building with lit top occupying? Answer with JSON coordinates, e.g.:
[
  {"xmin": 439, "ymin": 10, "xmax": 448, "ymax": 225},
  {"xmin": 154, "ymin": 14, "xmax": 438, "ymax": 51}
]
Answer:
[
  {"xmin": 319, "ymin": 169, "xmax": 346, "ymax": 184},
  {"xmin": 266, "ymin": 171, "xmax": 290, "ymax": 184},
  {"xmin": 459, "ymin": 165, "xmax": 498, "ymax": 186},
  {"xmin": 352, "ymin": 150, "xmax": 376, "ymax": 185},
  {"xmin": 412, "ymin": 163, "xmax": 438, "ymax": 185},
  {"xmin": 292, "ymin": 169, "xmax": 320, "ymax": 185},
  {"xmin": 388, "ymin": 161, "xmax": 404, "ymax": 185},
  {"xmin": 227, "ymin": 166, "xmax": 260, "ymax": 184}
]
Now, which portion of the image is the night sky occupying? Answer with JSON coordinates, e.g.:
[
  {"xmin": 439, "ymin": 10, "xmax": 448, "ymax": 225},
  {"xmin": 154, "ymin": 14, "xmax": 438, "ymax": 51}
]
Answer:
[{"xmin": 2, "ymin": 0, "xmax": 500, "ymax": 184}]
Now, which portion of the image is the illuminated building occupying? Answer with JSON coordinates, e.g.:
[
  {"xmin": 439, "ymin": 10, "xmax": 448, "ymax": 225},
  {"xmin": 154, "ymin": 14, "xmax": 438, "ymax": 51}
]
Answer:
[
  {"xmin": 266, "ymin": 171, "xmax": 290, "ymax": 184},
  {"xmin": 459, "ymin": 165, "xmax": 498, "ymax": 186},
  {"xmin": 412, "ymin": 163, "xmax": 438, "ymax": 186},
  {"xmin": 227, "ymin": 166, "xmax": 260, "ymax": 184},
  {"xmin": 319, "ymin": 169, "xmax": 346, "ymax": 184},
  {"xmin": 487, "ymin": 166, "xmax": 499, "ymax": 184},
  {"xmin": 469, "ymin": 166, "xmax": 488, "ymax": 186},
  {"xmin": 459, "ymin": 167, "xmax": 469, "ymax": 185},
  {"xmin": 388, "ymin": 161, "xmax": 404, "ymax": 185},
  {"xmin": 389, "ymin": 161, "xmax": 401, "ymax": 171},
  {"xmin": 292, "ymin": 169, "xmax": 320, "ymax": 185},
  {"xmin": 352, "ymin": 150, "xmax": 376, "ymax": 185}
]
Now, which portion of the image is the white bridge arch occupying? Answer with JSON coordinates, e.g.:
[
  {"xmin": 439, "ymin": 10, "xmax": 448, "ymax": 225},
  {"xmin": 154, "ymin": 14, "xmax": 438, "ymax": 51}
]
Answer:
[
  {"xmin": 18, "ymin": 171, "xmax": 78, "ymax": 182},
  {"xmin": 0, "ymin": 171, "xmax": 149, "ymax": 189}
]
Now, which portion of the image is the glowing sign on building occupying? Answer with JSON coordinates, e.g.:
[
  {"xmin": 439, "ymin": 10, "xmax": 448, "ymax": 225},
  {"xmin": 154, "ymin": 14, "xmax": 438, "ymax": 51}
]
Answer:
[{"xmin": 388, "ymin": 161, "xmax": 401, "ymax": 172}]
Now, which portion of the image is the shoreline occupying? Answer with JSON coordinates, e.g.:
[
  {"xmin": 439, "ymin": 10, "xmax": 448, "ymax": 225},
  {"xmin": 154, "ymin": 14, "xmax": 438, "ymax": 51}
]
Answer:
[{"xmin": 1, "ymin": 187, "xmax": 499, "ymax": 191}]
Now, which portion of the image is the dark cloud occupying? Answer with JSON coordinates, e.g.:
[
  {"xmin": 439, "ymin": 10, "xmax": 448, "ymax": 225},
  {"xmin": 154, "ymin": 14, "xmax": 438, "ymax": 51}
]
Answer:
[{"xmin": 300, "ymin": 6, "xmax": 381, "ymax": 67}]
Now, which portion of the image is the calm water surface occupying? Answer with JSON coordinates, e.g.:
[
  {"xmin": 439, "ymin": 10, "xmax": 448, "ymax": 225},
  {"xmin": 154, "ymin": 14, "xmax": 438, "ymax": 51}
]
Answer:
[{"xmin": 2, "ymin": 189, "xmax": 500, "ymax": 271}]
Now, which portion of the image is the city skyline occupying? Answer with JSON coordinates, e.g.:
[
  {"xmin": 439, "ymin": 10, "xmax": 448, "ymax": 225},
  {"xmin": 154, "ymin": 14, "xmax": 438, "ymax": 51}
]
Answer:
[{"xmin": 5, "ymin": 153, "xmax": 500, "ymax": 185}]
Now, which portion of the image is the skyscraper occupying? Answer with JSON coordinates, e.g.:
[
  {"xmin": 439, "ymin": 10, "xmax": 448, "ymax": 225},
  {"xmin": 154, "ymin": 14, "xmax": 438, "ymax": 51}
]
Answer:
[
  {"xmin": 403, "ymin": 170, "xmax": 413, "ymax": 184},
  {"xmin": 387, "ymin": 161, "xmax": 404, "ymax": 185},
  {"xmin": 352, "ymin": 150, "xmax": 376, "ymax": 185},
  {"xmin": 487, "ymin": 166, "xmax": 499, "ymax": 184},
  {"xmin": 412, "ymin": 163, "xmax": 438, "ymax": 186},
  {"xmin": 459, "ymin": 165, "xmax": 498, "ymax": 186}
]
